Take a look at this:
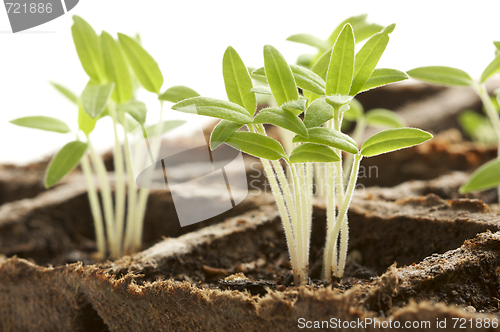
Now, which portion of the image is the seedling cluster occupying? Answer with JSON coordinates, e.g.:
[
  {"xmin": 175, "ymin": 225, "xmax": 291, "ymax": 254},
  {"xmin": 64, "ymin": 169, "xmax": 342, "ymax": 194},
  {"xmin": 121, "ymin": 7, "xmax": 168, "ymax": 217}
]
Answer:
[
  {"xmin": 173, "ymin": 21, "xmax": 432, "ymax": 284},
  {"xmin": 10, "ymin": 16, "xmax": 198, "ymax": 259},
  {"xmin": 407, "ymin": 43, "xmax": 500, "ymax": 195}
]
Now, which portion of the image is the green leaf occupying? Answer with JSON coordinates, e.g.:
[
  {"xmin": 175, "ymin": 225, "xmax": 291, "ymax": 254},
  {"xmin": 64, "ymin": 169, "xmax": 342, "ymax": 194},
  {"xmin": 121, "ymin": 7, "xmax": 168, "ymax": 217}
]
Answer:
[
  {"xmin": 349, "ymin": 24, "xmax": 395, "ymax": 96},
  {"xmin": 343, "ymin": 98, "xmax": 364, "ymax": 121},
  {"xmin": 101, "ymin": 31, "xmax": 133, "ymax": 104},
  {"xmin": 459, "ymin": 158, "xmax": 500, "ymax": 193},
  {"xmin": 312, "ymin": 49, "xmax": 332, "ymax": 80},
  {"xmin": 480, "ymin": 56, "xmax": 500, "ymax": 83},
  {"xmin": 158, "ymin": 85, "xmax": 200, "ymax": 103},
  {"xmin": 78, "ymin": 105, "xmax": 97, "ymax": 135},
  {"xmin": 118, "ymin": 100, "xmax": 147, "ymax": 124},
  {"xmin": 210, "ymin": 120, "xmax": 242, "ymax": 150},
  {"xmin": 223, "ymin": 46, "xmax": 256, "ymax": 115},
  {"xmin": 263, "ymin": 45, "xmax": 299, "ymax": 106},
  {"xmin": 124, "ymin": 115, "xmax": 139, "ymax": 133},
  {"xmin": 361, "ymin": 127, "xmax": 432, "ymax": 157},
  {"xmin": 293, "ymin": 127, "xmax": 358, "ymax": 154},
  {"xmin": 10, "ymin": 116, "xmax": 71, "ymax": 133},
  {"xmin": 250, "ymin": 67, "xmax": 267, "ymax": 83},
  {"xmin": 325, "ymin": 94, "xmax": 353, "ymax": 108},
  {"xmin": 118, "ymin": 33, "xmax": 163, "ymax": 94},
  {"xmin": 326, "ymin": 23, "xmax": 355, "ymax": 96},
  {"xmin": 296, "ymin": 54, "xmax": 315, "ymax": 68},
  {"xmin": 289, "ymin": 143, "xmax": 340, "ymax": 163},
  {"xmin": 360, "ymin": 68, "xmax": 409, "ymax": 92},
  {"xmin": 458, "ymin": 110, "xmax": 496, "ymax": 146},
  {"xmin": 172, "ymin": 97, "xmax": 253, "ymax": 124},
  {"xmin": 290, "ymin": 64, "xmax": 326, "ymax": 95},
  {"xmin": 365, "ymin": 109, "xmax": 405, "ymax": 128},
  {"xmin": 495, "ymin": 41, "xmax": 500, "ymax": 52},
  {"xmin": 144, "ymin": 120, "xmax": 185, "ymax": 137},
  {"xmin": 51, "ymin": 82, "xmax": 77, "ymax": 104},
  {"xmin": 253, "ymin": 107, "xmax": 308, "ymax": 137},
  {"xmin": 328, "ymin": 14, "xmax": 382, "ymax": 45},
  {"xmin": 282, "ymin": 98, "xmax": 307, "ymax": 115},
  {"xmin": 286, "ymin": 34, "xmax": 330, "ymax": 51},
  {"xmin": 407, "ymin": 66, "xmax": 474, "ymax": 87},
  {"xmin": 254, "ymin": 65, "xmax": 326, "ymax": 95},
  {"xmin": 80, "ymin": 82, "xmax": 114, "ymax": 118},
  {"xmin": 71, "ymin": 16, "xmax": 105, "ymax": 82},
  {"xmin": 303, "ymin": 98, "xmax": 334, "ymax": 128},
  {"xmin": 250, "ymin": 86, "xmax": 272, "ymax": 95},
  {"xmin": 226, "ymin": 131, "xmax": 286, "ymax": 160},
  {"xmin": 45, "ymin": 141, "xmax": 87, "ymax": 188},
  {"xmin": 353, "ymin": 23, "xmax": 384, "ymax": 43}
]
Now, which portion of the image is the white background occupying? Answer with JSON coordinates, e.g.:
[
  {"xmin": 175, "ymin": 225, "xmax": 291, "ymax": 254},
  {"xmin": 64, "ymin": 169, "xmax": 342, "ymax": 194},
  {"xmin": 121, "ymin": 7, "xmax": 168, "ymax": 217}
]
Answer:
[{"xmin": 0, "ymin": 0, "xmax": 499, "ymax": 164}]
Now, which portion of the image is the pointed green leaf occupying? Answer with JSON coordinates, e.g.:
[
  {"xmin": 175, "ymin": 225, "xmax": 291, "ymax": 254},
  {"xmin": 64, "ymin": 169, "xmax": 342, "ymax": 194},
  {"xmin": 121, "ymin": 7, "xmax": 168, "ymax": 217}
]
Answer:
[
  {"xmin": 71, "ymin": 16, "xmax": 105, "ymax": 82},
  {"xmin": 144, "ymin": 120, "xmax": 185, "ymax": 137},
  {"xmin": 263, "ymin": 45, "xmax": 299, "ymax": 106},
  {"xmin": 80, "ymin": 82, "xmax": 114, "ymax": 118},
  {"xmin": 250, "ymin": 68, "xmax": 270, "ymax": 86},
  {"xmin": 459, "ymin": 158, "xmax": 500, "ymax": 193},
  {"xmin": 118, "ymin": 100, "xmax": 147, "ymax": 124},
  {"xmin": 343, "ymin": 98, "xmax": 364, "ymax": 121},
  {"xmin": 365, "ymin": 109, "xmax": 405, "ymax": 128},
  {"xmin": 118, "ymin": 33, "xmax": 163, "ymax": 94},
  {"xmin": 210, "ymin": 120, "xmax": 242, "ymax": 150},
  {"xmin": 10, "ymin": 116, "xmax": 71, "ymax": 133},
  {"xmin": 286, "ymin": 34, "xmax": 330, "ymax": 51},
  {"xmin": 172, "ymin": 97, "xmax": 252, "ymax": 124},
  {"xmin": 326, "ymin": 23, "xmax": 355, "ymax": 96},
  {"xmin": 481, "ymin": 56, "xmax": 500, "ymax": 83},
  {"xmin": 78, "ymin": 105, "xmax": 97, "ymax": 135},
  {"xmin": 255, "ymin": 65, "xmax": 326, "ymax": 96},
  {"xmin": 350, "ymin": 24, "xmax": 395, "ymax": 96},
  {"xmin": 223, "ymin": 46, "xmax": 257, "ymax": 115},
  {"xmin": 254, "ymin": 107, "xmax": 308, "ymax": 137},
  {"xmin": 250, "ymin": 86, "xmax": 272, "ymax": 95},
  {"xmin": 51, "ymin": 82, "xmax": 77, "ymax": 104},
  {"xmin": 360, "ymin": 68, "xmax": 409, "ymax": 92},
  {"xmin": 303, "ymin": 98, "xmax": 335, "ymax": 128},
  {"xmin": 101, "ymin": 31, "xmax": 133, "ymax": 104},
  {"xmin": 293, "ymin": 127, "xmax": 358, "ymax": 154},
  {"xmin": 407, "ymin": 66, "xmax": 473, "ymax": 87},
  {"xmin": 495, "ymin": 41, "xmax": 500, "ymax": 51},
  {"xmin": 361, "ymin": 127, "xmax": 432, "ymax": 157},
  {"xmin": 328, "ymin": 14, "xmax": 382, "ymax": 45},
  {"xmin": 312, "ymin": 49, "xmax": 332, "ymax": 80},
  {"xmin": 158, "ymin": 85, "xmax": 199, "ymax": 103},
  {"xmin": 290, "ymin": 65, "xmax": 326, "ymax": 95},
  {"xmin": 289, "ymin": 143, "xmax": 340, "ymax": 163},
  {"xmin": 282, "ymin": 98, "xmax": 307, "ymax": 115},
  {"xmin": 226, "ymin": 132, "xmax": 286, "ymax": 160},
  {"xmin": 124, "ymin": 115, "xmax": 139, "ymax": 133},
  {"xmin": 45, "ymin": 141, "xmax": 87, "ymax": 188}
]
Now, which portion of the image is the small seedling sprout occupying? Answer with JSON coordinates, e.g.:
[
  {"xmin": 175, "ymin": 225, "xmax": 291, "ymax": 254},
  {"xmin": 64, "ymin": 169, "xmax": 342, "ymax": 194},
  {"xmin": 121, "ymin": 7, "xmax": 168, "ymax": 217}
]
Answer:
[
  {"xmin": 10, "ymin": 16, "xmax": 196, "ymax": 259},
  {"xmin": 408, "ymin": 42, "xmax": 500, "ymax": 196},
  {"xmin": 172, "ymin": 22, "xmax": 432, "ymax": 284}
]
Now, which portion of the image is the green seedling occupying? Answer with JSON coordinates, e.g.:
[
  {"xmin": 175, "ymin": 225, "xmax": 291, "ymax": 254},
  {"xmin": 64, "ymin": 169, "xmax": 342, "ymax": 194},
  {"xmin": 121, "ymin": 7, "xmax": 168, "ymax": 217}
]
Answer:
[
  {"xmin": 408, "ymin": 42, "xmax": 500, "ymax": 197},
  {"xmin": 172, "ymin": 23, "xmax": 432, "ymax": 284},
  {"xmin": 10, "ymin": 16, "xmax": 194, "ymax": 259},
  {"xmin": 287, "ymin": 14, "xmax": 383, "ymax": 69}
]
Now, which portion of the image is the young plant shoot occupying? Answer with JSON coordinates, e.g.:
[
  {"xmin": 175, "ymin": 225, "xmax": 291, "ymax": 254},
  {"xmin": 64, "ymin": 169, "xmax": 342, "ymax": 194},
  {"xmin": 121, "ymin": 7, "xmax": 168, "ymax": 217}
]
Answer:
[
  {"xmin": 408, "ymin": 42, "xmax": 500, "ymax": 199},
  {"xmin": 173, "ymin": 23, "xmax": 432, "ymax": 284},
  {"xmin": 10, "ymin": 16, "xmax": 193, "ymax": 259}
]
